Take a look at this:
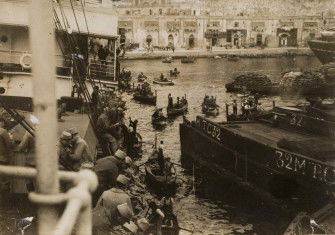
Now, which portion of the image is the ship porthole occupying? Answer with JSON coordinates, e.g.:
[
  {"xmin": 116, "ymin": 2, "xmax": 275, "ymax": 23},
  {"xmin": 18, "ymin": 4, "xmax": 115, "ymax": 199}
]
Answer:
[{"xmin": 20, "ymin": 53, "xmax": 32, "ymax": 69}]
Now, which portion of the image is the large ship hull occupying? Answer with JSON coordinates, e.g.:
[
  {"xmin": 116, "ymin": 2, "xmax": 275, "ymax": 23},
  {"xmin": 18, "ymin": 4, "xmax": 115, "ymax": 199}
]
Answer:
[
  {"xmin": 308, "ymin": 39, "xmax": 335, "ymax": 64},
  {"xmin": 179, "ymin": 117, "xmax": 335, "ymax": 211}
]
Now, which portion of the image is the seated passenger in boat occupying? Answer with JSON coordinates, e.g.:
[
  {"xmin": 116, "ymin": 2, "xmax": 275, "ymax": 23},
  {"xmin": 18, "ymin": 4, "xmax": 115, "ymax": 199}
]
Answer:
[
  {"xmin": 138, "ymin": 72, "xmax": 146, "ymax": 79},
  {"xmin": 160, "ymin": 73, "xmax": 168, "ymax": 81},
  {"xmin": 203, "ymin": 95, "xmax": 209, "ymax": 104},
  {"xmin": 181, "ymin": 96, "xmax": 187, "ymax": 105},
  {"xmin": 157, "ymin": 141, "xmax": 165, "ymax": 174},
  {"xmin": 164, "ymin": 157, "xmax": 176, "ymax": 177},
  {"xmin": 153, "ymin": 108, "xmax": 164, "ymax": 120},
  {"xmin": 168, "ymin": 94, "xmax": 173, "ymax": 107}
]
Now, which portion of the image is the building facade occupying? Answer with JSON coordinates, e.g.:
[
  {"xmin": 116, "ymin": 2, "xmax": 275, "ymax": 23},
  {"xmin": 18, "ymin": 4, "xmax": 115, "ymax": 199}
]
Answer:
[{"xmin": 114, "ymin": 0, "xmax": 335, "ymax": 49}]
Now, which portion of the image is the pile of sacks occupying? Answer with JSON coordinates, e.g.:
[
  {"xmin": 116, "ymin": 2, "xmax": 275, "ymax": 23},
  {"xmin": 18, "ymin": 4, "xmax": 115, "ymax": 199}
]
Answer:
[
  {"xmin": 280, "ymin": 70, "xmax": 326, "ymax": 89},
  {"xmin": 232, "ymin": 73, "xmax": 272, "ymax": 87}
]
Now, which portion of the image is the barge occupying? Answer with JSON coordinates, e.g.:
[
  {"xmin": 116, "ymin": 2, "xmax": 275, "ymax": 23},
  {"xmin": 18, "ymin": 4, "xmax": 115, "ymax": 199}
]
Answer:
[
  {"xmin": 180, "ymin": 104, "xmax": 335, "ymax": 211},
  {"xmin": 308, "ymin": 30, "xmax": 335, "ymax": 65}
]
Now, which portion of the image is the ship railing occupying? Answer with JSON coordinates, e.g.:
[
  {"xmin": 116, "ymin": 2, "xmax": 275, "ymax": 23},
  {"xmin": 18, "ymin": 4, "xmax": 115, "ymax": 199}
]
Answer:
[
  {"xmin": 0, "ymin": 165, "xmax": 98, "ymax": 235},
  {"xmin": 0, "ymin": 50, "xmax": 72, "ymax": 76},
  {"xmin": 88, "ymin": 58, "xmax": 116, "ymax": 81}
]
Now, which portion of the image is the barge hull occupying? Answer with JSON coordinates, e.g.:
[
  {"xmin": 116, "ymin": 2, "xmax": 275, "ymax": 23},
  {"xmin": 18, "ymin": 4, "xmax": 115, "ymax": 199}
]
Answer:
[{"xmin": 179, "ymin": 120, "xmax": 332, "ymax": 211}]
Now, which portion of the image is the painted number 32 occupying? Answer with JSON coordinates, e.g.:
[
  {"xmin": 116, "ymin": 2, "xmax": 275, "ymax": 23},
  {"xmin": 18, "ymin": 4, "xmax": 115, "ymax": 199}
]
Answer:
[{"xmin": 290, "ymin": 114, "xmax": 303, "ymax": 127}]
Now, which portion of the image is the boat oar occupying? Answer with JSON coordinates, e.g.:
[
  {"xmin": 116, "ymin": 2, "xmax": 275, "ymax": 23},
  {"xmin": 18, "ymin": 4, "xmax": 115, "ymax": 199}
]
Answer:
[
  {"xmin": 178, "ymin": 226, "xmax": 194, "ymax": 233},
  {"xmin": 137, "ymin": 160, "xmax": 182, "ymax": 168},
  {"xmin": 139, "ymin": 140, "xmax": 154, "ymax": 145}
]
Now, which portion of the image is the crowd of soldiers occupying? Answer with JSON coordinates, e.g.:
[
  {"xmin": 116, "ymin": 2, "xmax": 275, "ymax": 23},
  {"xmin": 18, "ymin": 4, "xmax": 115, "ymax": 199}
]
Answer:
[
  {"xmin": 227, "ymin": 95, "xmax": 260, "ymax": 120},
  {"xmin": 168, "ymin": 94, "xmax": 187, "ymax": 108},
  {"xmin": 92, "ymin": 144, "xmax": 176, "ymax": 234},
  {"xmin": 135, "ymin": 82, "xmax": 154, "ymax": 97},
  {"xmin": 240, "ymin": 95, "xmax": 260, "ymax": 117},
  {"xmin": 203, "ymin": 95, "xmax": 218, "ymax": 108},
  {"xmin": 119, "ymin": 69, "xmax": 132, "ymax": 91}
]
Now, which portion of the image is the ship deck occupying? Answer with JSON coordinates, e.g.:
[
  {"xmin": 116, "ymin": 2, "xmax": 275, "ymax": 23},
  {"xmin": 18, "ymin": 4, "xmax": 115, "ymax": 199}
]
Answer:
[{"xmin": 221, "ymin": 121, "xmax": 335, "ymax": 166}]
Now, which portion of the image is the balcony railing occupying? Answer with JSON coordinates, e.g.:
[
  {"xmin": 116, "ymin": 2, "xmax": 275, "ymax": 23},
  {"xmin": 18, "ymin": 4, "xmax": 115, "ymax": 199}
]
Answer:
[
  {"xmin": 0, "ymin": 50, "xmax": 118, "ymax": 82},
  {"xmin": 88, "ymin": 58, "xmax": 116, "ymax": 81}
]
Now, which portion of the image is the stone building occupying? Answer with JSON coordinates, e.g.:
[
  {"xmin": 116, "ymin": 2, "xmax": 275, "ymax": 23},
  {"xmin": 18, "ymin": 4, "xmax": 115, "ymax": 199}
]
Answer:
[{"xmin": 113, "ymin": 0, "xmax": 335, "ymax": 50}]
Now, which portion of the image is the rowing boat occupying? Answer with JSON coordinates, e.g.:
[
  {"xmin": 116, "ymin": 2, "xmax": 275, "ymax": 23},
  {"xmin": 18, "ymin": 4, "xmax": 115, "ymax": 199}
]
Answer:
[
  {"xmin": 167, "ymin": 102, "xmax": 188, "ymax": 117},
  {"xmin": 153, "ymin": 80, "xmax": 174, "ymax": 86},
  {"xmin": 133, "ymin": 92, "xmax": 157, "ymax": 105},
  {"xmin": 202, "ymin": 103, "xmax": 219, "ymax": 116}
]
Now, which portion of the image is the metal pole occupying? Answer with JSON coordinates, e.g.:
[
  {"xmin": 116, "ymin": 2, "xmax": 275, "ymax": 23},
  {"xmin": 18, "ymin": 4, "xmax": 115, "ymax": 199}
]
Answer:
[
  {"xmin": 114, "ymin": 40, "xmax": 117, "ymax": 82},
  {"xmin": 29, "ymin": 0, "xmax": 60, "ymax": 233}
]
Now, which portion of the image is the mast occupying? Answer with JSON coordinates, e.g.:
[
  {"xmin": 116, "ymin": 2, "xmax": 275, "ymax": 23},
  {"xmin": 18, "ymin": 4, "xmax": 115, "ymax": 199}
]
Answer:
[{"xmin": 29, "ymin": 0, "xmax": 59, "ymax": 233}]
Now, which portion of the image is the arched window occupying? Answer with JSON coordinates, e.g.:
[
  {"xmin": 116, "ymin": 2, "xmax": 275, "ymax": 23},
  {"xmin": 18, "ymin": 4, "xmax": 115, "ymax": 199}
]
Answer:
[
  {"xmin": 168, "ymin": 34, "xmax": 174, "ymax": 47},
  {"xmin": 189, "ymin": 34, "xmax": 195, "ymax": 48},
  {"xmin": 146, "ymin": 35, "xmax": 153, "ymax": 44}
]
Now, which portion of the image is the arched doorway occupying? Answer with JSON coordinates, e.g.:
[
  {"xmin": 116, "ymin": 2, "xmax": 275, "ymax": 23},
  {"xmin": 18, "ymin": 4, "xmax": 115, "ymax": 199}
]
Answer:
[
  {"xmin": 168, "ymin": 34, "xmax": 174, "ymax": 48},
  {"xmin": 256, "ymin": 34, "xmax": 262, "ymax": 46},
  {"xmin": 189, "ymin": 34, "xmax": 195, "ymax": 48},
  {"xmin": 212, "ymin": 37, "xmax": 218, "ymax": 46},
  {"xmin": 279, "ymin": 33, "xmax": 289, "ymax": 47},
  {"xmin": 120, "ymin": 35, "xmax": 126, "ymax": 45},
  {"xmin": 146, "ymin": 35, "xmax": 152, "ymax": 45}
]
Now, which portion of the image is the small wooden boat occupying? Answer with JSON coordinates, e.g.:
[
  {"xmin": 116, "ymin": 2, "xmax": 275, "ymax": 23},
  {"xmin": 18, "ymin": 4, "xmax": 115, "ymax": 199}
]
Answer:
[
  {"xmin": 167, "ymin": 102, "xmax": 188, "ymax": 117},
  {"xmin": 145, "ymin": 162, "xmax": 178, "ymax": 196},
  {"xmin": 153, "ymin": 79, "xmax": 174, "ymax": 86},
  {"xmin": 133, "ymin": 92, "xmax": 157, "ymax": 105},
  {"xmin": 181, "ymin": 56, "xmax": 195, "ymax": 63},
  {"xmin": 162, "ymin": 57, "xmax": 173, "ymax": 63},
  {"xmin": 202, "ymin": 103, "xmax": 219, "ymax": 116},
  {"xmin": 227, "ymin": 55, "xmax": 240, "ymax": 61},
  {"xmin": 152, "ymin": 113, "xmax": 168, "ymax": 129}
]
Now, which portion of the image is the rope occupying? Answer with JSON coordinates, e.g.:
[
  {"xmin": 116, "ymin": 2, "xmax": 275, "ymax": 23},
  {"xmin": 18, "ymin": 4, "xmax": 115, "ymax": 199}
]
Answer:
[
  {"xmin": 69, "ymin": 0, "xmax": 81, "ymax": 34},
  {"xmin": 80, "ymin": 0, "xmax": 90, "ymax": 34},
  {"xmin": 53, "ymin": 2, "xmax": 103, "ymax": 139}
]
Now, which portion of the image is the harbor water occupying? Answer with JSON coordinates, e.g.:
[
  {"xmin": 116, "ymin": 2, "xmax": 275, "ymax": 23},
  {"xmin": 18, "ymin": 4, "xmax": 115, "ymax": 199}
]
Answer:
[{"xmin": 121, "ymin": 56, "xmax": 321, "ymax": 235}]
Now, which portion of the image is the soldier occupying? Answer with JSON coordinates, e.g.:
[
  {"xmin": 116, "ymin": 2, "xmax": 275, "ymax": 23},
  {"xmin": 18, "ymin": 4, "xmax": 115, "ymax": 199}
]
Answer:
[
  {"xmin": 0, "ymin": 117, "xmax": 13, "ymax": 191},
  {"xmin": 68, "ymin": 127, "xmax": 93, "ymax": 171},
  {"xmin": 58, "ymin": 131, "xmax": 74, "ymax": 171},
  {"xmin": 233, "ymin": 99, "xmax": 238, "ymax": 116},
  {"xmin": 97, "ymin": 108, "xmax": 122, "ymax": 155},
  {"xmin": 92, "ymin": 174, "xmax": 134, "ymax": 234}
]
